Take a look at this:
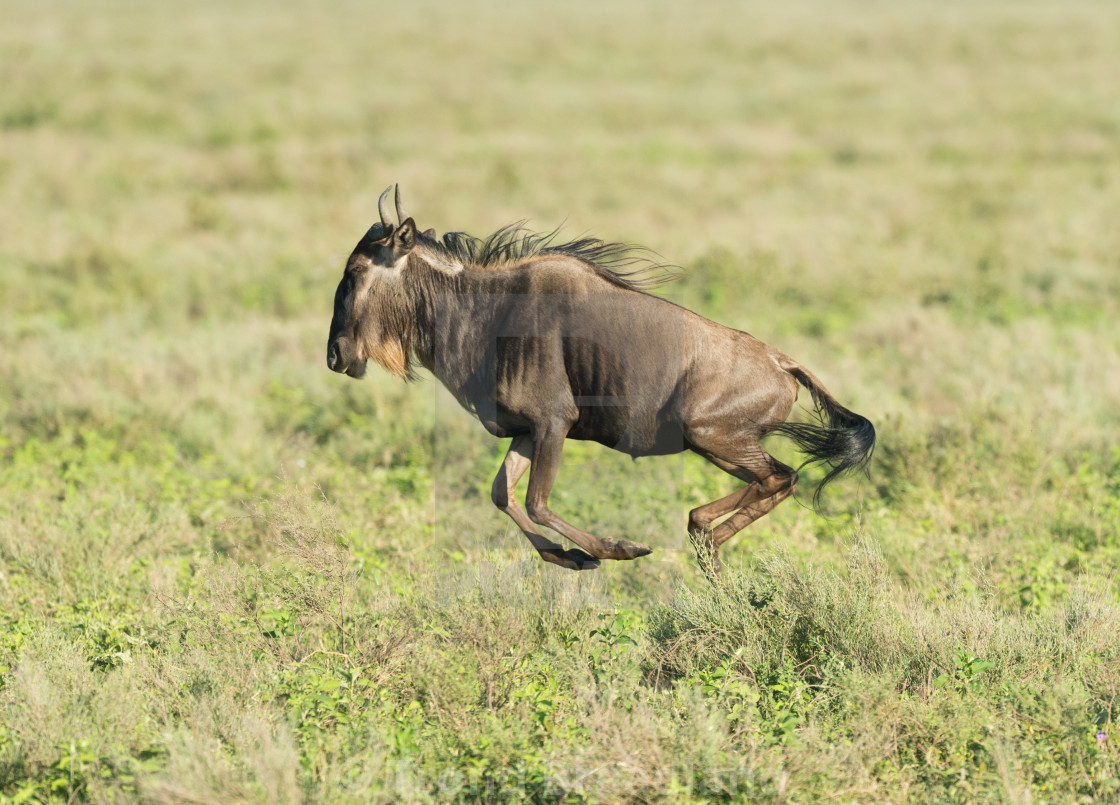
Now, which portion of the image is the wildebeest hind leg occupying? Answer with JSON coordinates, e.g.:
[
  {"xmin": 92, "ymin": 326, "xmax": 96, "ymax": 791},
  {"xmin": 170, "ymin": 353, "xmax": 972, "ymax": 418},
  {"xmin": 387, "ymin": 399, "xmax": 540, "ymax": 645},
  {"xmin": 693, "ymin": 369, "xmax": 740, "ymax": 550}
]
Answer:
[
  {"xmin": 491, "ymin": 435, "xmax": 600, "ymax": 571},
  {"xmin": 688, "ymin": 451, "xmax": 797, "ymax": 574},
  {"xmin": 524, "ymin": 427, "xmax": 653, "ymax": 561}
]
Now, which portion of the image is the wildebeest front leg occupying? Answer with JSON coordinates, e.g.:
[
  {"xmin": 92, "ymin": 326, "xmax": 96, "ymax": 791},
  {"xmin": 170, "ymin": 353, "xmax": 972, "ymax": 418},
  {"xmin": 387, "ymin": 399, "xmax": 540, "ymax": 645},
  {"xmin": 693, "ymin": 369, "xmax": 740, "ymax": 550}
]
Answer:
[
  {"xmin": 491, "ymin": 435, "xmax": 600, "ymax": 570},
  {"xmin": 524, "ymin": 427, "xmax": 653, "ymax": 561}
]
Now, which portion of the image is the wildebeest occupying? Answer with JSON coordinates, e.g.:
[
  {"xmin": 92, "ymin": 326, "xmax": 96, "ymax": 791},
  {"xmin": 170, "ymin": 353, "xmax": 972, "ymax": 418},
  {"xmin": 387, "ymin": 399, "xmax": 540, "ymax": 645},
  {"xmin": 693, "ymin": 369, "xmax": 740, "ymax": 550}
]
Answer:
[{"xmin": 327, "ymin": 186, "xmax": 875, "ymax": 573}]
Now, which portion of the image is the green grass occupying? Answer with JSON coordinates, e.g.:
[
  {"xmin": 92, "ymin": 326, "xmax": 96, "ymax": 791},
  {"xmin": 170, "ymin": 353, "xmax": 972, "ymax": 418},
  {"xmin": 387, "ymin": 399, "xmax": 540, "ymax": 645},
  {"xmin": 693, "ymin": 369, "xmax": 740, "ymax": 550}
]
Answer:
[{"xmin": 2, "ymin": 0, "xmax": 1120, "ymax": 801}]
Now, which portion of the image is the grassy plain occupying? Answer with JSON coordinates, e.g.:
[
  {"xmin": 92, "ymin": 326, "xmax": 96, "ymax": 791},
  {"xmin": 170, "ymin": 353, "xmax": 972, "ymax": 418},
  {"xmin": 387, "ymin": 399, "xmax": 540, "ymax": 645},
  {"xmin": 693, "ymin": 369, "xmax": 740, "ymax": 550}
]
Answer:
[{"xmin": 2, "ymin": 0, "xmax": 1120, "ymax": 801}]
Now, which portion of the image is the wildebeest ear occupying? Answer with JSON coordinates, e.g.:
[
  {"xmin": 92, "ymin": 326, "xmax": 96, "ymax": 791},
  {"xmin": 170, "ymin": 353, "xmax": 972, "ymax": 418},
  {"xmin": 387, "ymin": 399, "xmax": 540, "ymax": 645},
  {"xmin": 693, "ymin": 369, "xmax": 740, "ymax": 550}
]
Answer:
[
  {"xmin": 393, "ymin": 218, "xmax": 417, "ymax": 254},
  {"xmin": 422, "ymin": 228, "xmax": 437, "ymax": 239}
]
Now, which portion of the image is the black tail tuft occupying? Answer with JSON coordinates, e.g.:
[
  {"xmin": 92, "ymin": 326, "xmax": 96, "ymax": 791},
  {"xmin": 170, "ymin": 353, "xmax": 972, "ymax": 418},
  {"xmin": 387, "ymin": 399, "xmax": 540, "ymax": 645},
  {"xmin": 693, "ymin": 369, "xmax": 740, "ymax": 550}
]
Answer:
[{"xmin": 770, "ymin": 369, "xmax": 876, "ymax": 507}]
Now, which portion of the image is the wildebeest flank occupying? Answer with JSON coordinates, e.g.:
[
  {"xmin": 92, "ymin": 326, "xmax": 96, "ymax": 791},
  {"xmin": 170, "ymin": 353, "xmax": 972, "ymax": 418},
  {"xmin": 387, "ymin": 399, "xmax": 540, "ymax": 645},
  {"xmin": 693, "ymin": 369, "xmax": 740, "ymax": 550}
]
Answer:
[{"xmin": 327, "ymin": 186, "xmax": 876, "ymax": 573}]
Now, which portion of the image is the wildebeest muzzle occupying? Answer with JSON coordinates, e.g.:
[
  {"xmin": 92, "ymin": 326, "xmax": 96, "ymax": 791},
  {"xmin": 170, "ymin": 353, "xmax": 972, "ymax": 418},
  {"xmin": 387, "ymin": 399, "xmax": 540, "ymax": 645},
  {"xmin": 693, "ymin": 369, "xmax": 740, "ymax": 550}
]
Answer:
[{"xmin": 326, "ymin": 336, "xmax": 366, "ymax": 378}]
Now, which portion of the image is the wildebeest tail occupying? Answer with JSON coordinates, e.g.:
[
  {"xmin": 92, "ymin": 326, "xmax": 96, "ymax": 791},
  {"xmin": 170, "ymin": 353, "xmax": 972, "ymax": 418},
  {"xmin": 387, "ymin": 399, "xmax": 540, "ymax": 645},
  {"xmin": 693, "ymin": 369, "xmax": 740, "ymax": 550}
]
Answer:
[{"xmin": 769, "ymin": 363, "xmax": 876, "ymax": 506}]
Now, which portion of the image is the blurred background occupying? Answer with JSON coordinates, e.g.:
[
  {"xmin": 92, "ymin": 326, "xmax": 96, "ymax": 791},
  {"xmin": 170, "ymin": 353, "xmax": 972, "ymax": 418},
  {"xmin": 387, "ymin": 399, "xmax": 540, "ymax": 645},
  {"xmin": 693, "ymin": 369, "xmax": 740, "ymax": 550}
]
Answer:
[{"xmin": 2, "ymin": 0, "xmax": 1120, "ymax": 799}]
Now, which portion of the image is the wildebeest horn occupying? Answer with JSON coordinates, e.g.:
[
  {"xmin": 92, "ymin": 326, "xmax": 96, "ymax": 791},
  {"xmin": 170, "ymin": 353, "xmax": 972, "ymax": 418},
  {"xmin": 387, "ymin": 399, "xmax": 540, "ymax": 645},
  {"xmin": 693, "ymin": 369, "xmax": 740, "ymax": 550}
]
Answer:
[
  {"xmin": 377, "ymin": 185, "xmax": 395, "ymax": 230},
  {"xmin": 395, "ymin": 185, "xmax": 409, "ymax": 223}
]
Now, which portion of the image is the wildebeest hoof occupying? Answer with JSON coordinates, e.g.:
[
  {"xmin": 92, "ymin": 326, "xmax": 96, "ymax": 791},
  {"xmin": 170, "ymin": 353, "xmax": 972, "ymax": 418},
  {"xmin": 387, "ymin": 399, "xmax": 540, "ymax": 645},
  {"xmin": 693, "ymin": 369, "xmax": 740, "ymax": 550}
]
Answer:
[
  {"xmin": 540, "ymin": 547, "xmax": 601, "ymax": 571},
  {"xmin": 612, "ymin": 539, "xmax": 653, "ymax": 560}
]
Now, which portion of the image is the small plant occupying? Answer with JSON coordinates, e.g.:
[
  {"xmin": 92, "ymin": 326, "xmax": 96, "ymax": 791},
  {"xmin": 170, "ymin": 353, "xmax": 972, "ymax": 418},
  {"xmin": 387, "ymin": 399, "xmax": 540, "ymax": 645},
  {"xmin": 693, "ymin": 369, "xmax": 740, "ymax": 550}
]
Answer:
[
  {"xmin": 588, "ymin": 607, "xmax": 641, "ymax": 681},
  {"xmin": 509, "ymin": 668, "xmax": 560, "ymax": 734},
  {"xmin": 933, "ymin": 649, "xmax": 996, "ymax": 694},
  {"xmin": 555, "ymin": 627, "xmax": 581, "ymax": 650},
  {"xmin": 758, "ymin": 659, "xmax": 812, "ymax": 746},
  {"xmin": 688, "ymin": 648, "xmax": 762, "ymax": 735}
]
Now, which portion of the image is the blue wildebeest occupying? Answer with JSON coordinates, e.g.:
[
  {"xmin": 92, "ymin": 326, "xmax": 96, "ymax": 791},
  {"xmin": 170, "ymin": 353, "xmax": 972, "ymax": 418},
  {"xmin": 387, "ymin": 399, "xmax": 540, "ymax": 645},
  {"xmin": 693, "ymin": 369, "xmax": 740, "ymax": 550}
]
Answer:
[{"xmin": 327, "ymin": 186, "xmax": 875, "ymax": 573}]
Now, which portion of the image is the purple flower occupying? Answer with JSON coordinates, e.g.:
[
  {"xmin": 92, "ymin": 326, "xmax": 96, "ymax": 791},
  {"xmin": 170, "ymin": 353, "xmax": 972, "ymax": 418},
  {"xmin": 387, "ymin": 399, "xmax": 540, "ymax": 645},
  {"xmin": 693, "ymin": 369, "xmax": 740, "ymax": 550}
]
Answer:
[{"xmin": 1096, "ymin": 731, "xmax": 1107, "ymax": 743}]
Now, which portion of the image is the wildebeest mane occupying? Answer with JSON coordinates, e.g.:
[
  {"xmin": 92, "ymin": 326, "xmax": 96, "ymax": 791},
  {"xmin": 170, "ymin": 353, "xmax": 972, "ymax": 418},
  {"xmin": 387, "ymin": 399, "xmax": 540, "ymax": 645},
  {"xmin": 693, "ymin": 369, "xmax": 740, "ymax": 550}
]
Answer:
[{"xmin": 427, "ymin": 223, "xmax": 678, "ymax": 291}]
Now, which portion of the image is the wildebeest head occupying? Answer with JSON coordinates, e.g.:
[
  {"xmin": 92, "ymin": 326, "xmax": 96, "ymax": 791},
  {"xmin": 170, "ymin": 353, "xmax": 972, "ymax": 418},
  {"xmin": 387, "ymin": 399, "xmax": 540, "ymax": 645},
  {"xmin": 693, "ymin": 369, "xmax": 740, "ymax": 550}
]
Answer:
[{"xmin": 326, "ymin": 185, "xmax": 420, "ymax": 379}]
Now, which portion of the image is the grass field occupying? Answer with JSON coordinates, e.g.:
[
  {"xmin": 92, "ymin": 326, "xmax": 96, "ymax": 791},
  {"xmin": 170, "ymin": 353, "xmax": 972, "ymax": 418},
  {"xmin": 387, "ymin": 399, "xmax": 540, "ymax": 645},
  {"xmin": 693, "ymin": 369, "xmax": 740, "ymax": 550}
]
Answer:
[{"xmin": 3, "ymin": 0, "xmax": 1120, "ymax": 801}]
